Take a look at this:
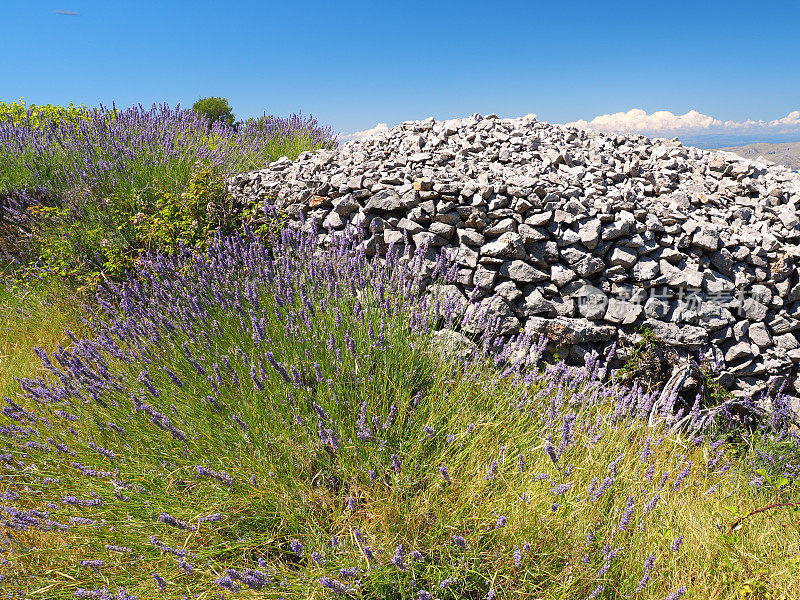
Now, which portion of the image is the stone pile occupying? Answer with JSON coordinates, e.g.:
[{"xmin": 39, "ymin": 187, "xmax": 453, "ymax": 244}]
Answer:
[{"xmin": 227, "ymin": 113, "xmax": 800, "ymax": 406}]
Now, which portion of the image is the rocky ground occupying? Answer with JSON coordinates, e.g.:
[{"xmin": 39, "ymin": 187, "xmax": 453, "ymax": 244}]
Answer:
[{"xmin": 227, "ymin": 113, "xmax": 800, "ymax": 416}]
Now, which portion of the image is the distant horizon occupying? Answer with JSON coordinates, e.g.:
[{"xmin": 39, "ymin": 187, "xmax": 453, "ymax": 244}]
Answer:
[{"xmin": 6, "ymin": 96, "xmax": 798, "ymax": 151}]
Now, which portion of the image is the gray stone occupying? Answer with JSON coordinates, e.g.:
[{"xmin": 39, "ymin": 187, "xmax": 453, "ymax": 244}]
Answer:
[
  {"xmin": 661, "ymin": 262, "xmax": 705, "ymax": 288},
  {"xmin": 551, "ymin": 263, "xmax": 577, "ymax": 288},
  {"xmin": 604, "ymin": 298, "xmax": 643, "ymax": 324},
  {"xmin": 365, "ymin": 188, "xmax": 405, "ymax": 212},
  {"xmin": 609, "ymin": 246, "xmax": 638, "ymax": 268},
  {"xmin": 645, "ymin": 320, "xmax": 707, "ymax": 348},
  {"xmin": 632, "ymin": 258, "xmax": 660, "ymax": 281},
  {"xmin": 748, "ymin": 322, "xmax": 773, "ymax": 348},
  {"xmin": 768, "ymin": 314, "xmax": 800, "ymax": 334},
  {"xmin": 692, "ymin": 228, "xmax": 719, "ymax": 252},
  {"xmin": 431, "ymin": 329, "xmax": 477, "ymax": 361},
  {"xmin": 518, "ymin": 224, "xmax": 549, "ymax": 245},
  {"xmin": 644, "ymin": 296, "xmax": 669, "ymax": 319},
  {"xmin": 482, "ymin": 232, "xmax": 527, "ymax": 260},
  {"xmin": 429, "ymin": 221, "xmax": 456, "ymax": 240},
  {"xmin": 473, "ymin": 265, "xmax": 498, "ymax": 289},
  {"xmin": 574, "ymin": 255, "xmax": 605, "ymax": 278},
  {"xmin": 332, "ymin": 193, "xmax": 360, "ymax": 216},
  {"xmin": 740, "ymin": 298, "xmax": 768, "ymax": 322},
  {"xmin": 323, "ymin": 211, "xmax": 345, "ymax": 230},
  {"xmin": 574, "ymin": 286, "xmax": 609, "ymax": 320},
  {"xmin": 383, "ymin": 229, "xmax": 405, "ymax": 246},
  {"xmin": 456, "ymin": 228, "xmax": 485, "ymax": 247},
  {"xmin": 495, "ymin": 280, "xmax": 523, "ymax": 302},
  {"xmin": 524, "ymin": 316, "xmax": 617, "ymax": 344},
  {"xmin": 397, "ymin": 218, "xmax": 424, "ymax": 235},
  {"xmin": 443, "ymin": 245, "xmax": 479, "ymax": 268},
  {"xmin": 463, "ymin": 296, "xmax": 520, "ymax": 335},
  {"xmin": 484, "ymin": 218, "xmax": 517, "ymax": 237},
  {"xmin": 499, "ymin": 260, "xmax": 548, "ymax": 283},
  {"xmin": 520, "ymin": 288, "xmax": 552, "ymax": 316},
  {"xmin": 725, "ymin": 342, "xmax": 754, "ymax": 363},
  {"xmin": 526, "ymin": 211, "xmax": 552, "ymax": 227},
  {"xmin": 775, "ymin": 333, "xmax": 799, "ymax": 350},
  {"xmin": 703, "ymin": 270, "xmax": 734, "ymax": 294},
  {"xmin": 578, "ymin": 219, "xmax": 602, "ymax": 249},
  {"xmin": 412, "ymin": 231, "xmax": 447, "ymax": 248}
]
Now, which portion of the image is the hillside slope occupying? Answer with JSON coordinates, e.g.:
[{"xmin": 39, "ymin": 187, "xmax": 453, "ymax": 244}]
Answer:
[{"xmin": 716, "ymin": 140, "xmax": 800, "ymax": 170}]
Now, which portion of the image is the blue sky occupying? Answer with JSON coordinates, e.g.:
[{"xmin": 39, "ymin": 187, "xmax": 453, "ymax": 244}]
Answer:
[{"xmin": 3, "ymin": 1, "xmax": 799, "ymax": 143}]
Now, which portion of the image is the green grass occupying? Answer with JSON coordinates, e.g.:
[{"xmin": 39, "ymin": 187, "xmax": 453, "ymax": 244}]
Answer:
[{"xmin": 0, "ymin": 275, "xmax": 89, "ymax": 399}]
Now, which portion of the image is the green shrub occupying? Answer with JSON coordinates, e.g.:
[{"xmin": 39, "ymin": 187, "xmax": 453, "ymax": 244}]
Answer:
[
  {"xmin": 23, "ymin": 165, "xmax": 241, "ymax": 289},
  {"xmin": 131, "ymin": 164, "xmax": 235, "ymax": 254},
  {"xmin": 191, "ymin": 96, "xmax": 235, "ymax": 128}
]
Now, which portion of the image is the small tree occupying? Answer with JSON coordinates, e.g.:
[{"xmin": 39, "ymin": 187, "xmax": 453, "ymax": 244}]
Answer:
[{"xmin": 191, "ymin": 96, "xmax": 235, "ymax": 128}]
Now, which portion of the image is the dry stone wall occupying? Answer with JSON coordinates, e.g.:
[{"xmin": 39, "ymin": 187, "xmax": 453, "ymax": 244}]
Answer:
[{"xmin": 227, "ymin": 113, "xmax": 800, "ymax": 406}]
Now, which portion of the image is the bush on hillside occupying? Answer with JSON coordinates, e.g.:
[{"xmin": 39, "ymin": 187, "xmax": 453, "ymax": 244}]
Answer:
[{"xmin": 191, "ymin": 96, "xmax": 235, "ymax": 128}]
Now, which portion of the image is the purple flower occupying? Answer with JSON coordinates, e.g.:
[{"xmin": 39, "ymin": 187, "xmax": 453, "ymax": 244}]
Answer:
[
  {"xmin": 391, "ymin": 454, "xmax": 401, "ymax": 473},
  {"xmin": 290, "ymin": 539, "xmax": 304, "ymax": 557},
  {"xmin": 618, "ymin": 496, "xmax": 636, "ymax": 530},
  {"xmin": 159, "ymin": 512, "xmax": 193, "ymax": 530},
  {"xmin": 320, "ymin": 577, "xmax": 351, "ymax": 595},
  {"xmin": 665, "ymin": 586, "xmax": 687, "ymax": 600},
  {"xmin": 550, "ymin": 482, "xmax": 573, "ymax": 496},
  {"xmin": 391, "ymin": 544, "xmax": 407, "ymax": 570},
  {"xmin": 195, "ymin": 465, "xmax": 233, "ymax": 485},
  {"xmin": 587, "ymin": 583, "xmax": 604, "ymax": 600},
  {"xmin": 439, "ymin": 465, "xmax": 451, "ymax": 482},
  {"xmin": 485, "ymin": 460, "xmax": 498, "ymax": 480},
  {"xmin": 673, "ymin": 462, "xmax": 693, "ymax": 490},
  {"xmin": 198, "ymin": 513, "xmax": 223, "ymax": 523},
  {"xmin": 216, "ymin": 576, "xmax": 240, "ymax": 592},
  {"xmin": 544, "ymin": 441, "xmax": 558, "ymax": 464},
  {"xmin": 496, "ymin": 515, "xmax": 507, "ymax": 529},
  {"xmin": 670, "ymin": 535, "xmax": 684, "ymax": 553},
  {"xmin": 152, "ymin": 573, "xmax": 167, "ymax": 591},
  {"xmin": 439, "ymin": 577, "xmax": 456, "ymax": 589},
  {"xmin": 513, "ymin": 546, "xmax": 522, "ymax": 568},
  {"xmin": 178, "ymin": 558, "xmax": 194, "ymax": 573},
  {"xmin": 453, "ymin": 535, "xmax": 467, "ymax": 550},
  {"xmin": 634, "ymin": 554, "xmax": 655, "ymax": 593}
]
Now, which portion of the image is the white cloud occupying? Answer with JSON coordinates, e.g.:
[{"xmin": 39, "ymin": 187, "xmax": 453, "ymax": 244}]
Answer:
[
  {"xmin": 338, "ymin": 122, "xmax": 389, "ymax": 142},
  {"xmin": 567, "ymin": 108, "xmax": 800, "ymax": 137}
]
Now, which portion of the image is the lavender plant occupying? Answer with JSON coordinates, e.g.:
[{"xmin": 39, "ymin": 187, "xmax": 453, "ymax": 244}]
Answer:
[
  {"xmin": 0, "ymin": 102, "xmax": 335, "ymax": 285},
  {"xmin": 0, "ymin": 226, "xmax": 798, "ymax": 598},
  {"xmin": 0, "ymin": 103, "xmax": 334, "ymax": 200}
]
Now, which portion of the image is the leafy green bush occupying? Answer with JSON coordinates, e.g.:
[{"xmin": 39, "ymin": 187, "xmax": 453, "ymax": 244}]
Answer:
[
  {"xmin": 191, "ymin": 96, "xmax": 235, "ymax": 128},
  {"xmin": 131, "ymin": 165, "xmax": 235, "ymax": 254},
  {"xmin": 24, "ymin": 165, "xmax": 246, "ymax": 288}
]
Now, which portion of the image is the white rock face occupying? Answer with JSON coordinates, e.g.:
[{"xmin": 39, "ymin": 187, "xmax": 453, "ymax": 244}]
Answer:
[{"xmin": 227, "ymin": 113, "xmax": 800, "ymax": 403}]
